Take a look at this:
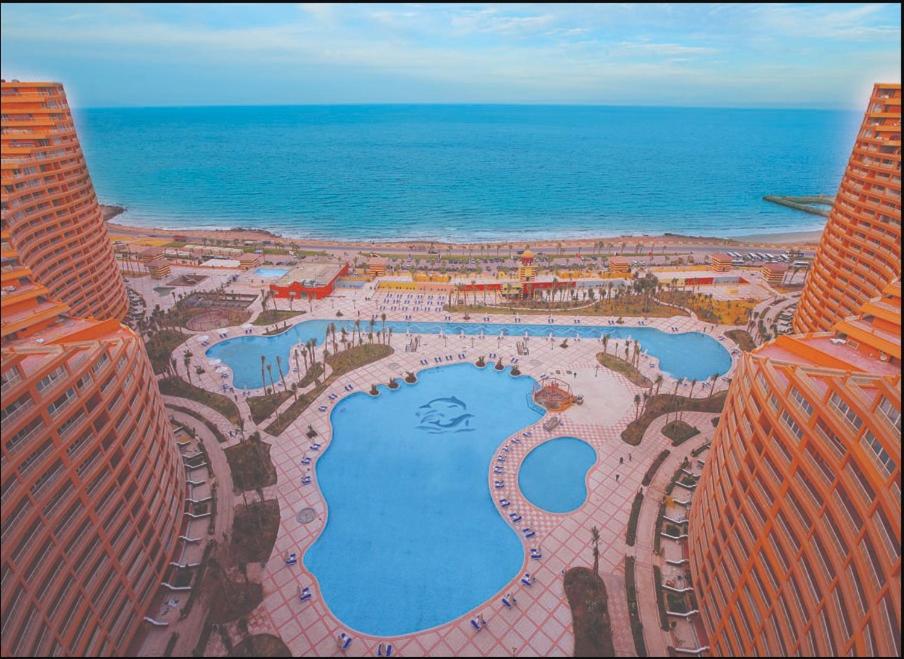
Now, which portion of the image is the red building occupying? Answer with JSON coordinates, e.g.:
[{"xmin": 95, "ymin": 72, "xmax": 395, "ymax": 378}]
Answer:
[{"xmin": 269, "ymin": 261, "xmax": 349, "ymax": 300}]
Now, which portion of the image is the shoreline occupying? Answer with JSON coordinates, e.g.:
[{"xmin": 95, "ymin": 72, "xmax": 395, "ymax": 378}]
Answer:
[{"xmin": 101, "ymin": 205, "xmax": 823, "ymax": 250}]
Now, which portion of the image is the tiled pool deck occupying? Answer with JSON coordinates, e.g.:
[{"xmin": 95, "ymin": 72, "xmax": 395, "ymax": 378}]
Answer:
[{"xmin": 172, "ymin": 281, "xmax": 737, "ymax": 657}]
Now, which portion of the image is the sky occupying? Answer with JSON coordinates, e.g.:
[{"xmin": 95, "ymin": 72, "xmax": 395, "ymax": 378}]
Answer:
[{"xmin": 1, "ymin": 3, "xmax": 900, "ymax": 109}]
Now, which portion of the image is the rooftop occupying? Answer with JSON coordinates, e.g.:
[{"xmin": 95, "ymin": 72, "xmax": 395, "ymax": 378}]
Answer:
[{"xmin": 276, "ymin": 260, "xmax": 345, "ymax": 287}]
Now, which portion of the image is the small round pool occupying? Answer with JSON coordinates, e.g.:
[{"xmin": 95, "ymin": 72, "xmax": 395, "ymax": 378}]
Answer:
[
  {"xmin": 254, "ymin": 267, "xmax": 289, "ymax": 278},
  {"xmin": 519, "ymin": 437, "xmax": 596, "ymax": 513}
]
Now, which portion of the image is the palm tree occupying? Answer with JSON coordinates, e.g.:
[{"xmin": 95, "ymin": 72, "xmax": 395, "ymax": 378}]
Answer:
[
  {"xmin": 681, "ymin": 379, "xmax": 697, "ymax": 422},
  {"xmin": 668, "ymin": 377, "xmax": 683, "ymax": 423},
  {"xmin": 591, "ymin": 526, "xmax": 600, "ymax": 574},
  {"xmin": 708, "ymin": 372, "xmax": 719, "ymax": 398},
  {"xmin": 633, "ymin": 394, "xmax": 641, "ymax": 420},
  {"xmin": 276, "ymin": 355, "xmax": 288, "ymax": 392},
  {"xmin": 260, "ymin": 355, "xmax": 266, "ymax": 390},
  {"xmin": 654, "ymin": 373, "xmax": 664, "ymax": 396},
  {"xmin": 266, "ymin": 363, "xmax": 276, "ymax": 393},
  {"xmin": 602, "ymin": 334, "xmax": 609, "ymax": 355},
  {"xmin": 183, "ymin": 350, "xmax": 192, "ymax": 384}
]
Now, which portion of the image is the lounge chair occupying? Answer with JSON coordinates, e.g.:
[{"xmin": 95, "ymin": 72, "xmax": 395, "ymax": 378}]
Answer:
[
  {"xmin": 318, "ymin": 405, "xmax": 328, "ymax": 412},
  {"xmin": 470, "ymin": 618, "xmax": 482, "ymax": 631},
  {"xmin": 523, "ymin": 528, "xmax": 535, "ymax": 538},
  {"xmin": 301, "ymin": 457, "xmax": 311, "ymax": 465},
  {"xmin": 311, "ymin": 443, "xmax": 321, "ymax": 450},
  {"xmin": 509, "ymin": 514, "xmax": 522, "ymax": 523},
  {"xmin": 499, "ymin": 498, "xmax": 510, "ymax": 507},
  {"xmin": 494, "ymin": 480, "xmax": 504, "ymax": 489},
  {"xmin": 521, "ymin": 573, "xmax": 533, "ymax": 586},
  {"xmin": 340, "ymin": 634, "xmax": 353, "ymax": 650},
  {"xmin": 530, "ymin": 548, "xmax": 542, "ymax": 560},
  {"xmin": 285, "ymin": 553, "xmax": 297, "ymax": 565},
  {"xmin": 493, "ymin": 466, "xmax": 503, "ymax": 474},
  {"xmin": 501, "ymin": 596, "xmax": 512, "ymax": 608},
  {"xmin": 301, "ymin": 476, "xmax": 311, "ymax": 485},
  {"xmin": 298, "ymin": 586, "xmax": 312, "ymax": 602}
]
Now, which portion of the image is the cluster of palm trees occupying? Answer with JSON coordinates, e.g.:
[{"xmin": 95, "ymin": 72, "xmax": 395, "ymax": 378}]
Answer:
[
  {"xmin": 256, "ymin": 315, "xmax": 394, "ymax": 401},
  {"xmin": 629, "ymin": 371, "xmax": 721, "ymax": 423},
  {"xmin": 599, "ymin": 335, "xmax": 643, "ymax": 368}
]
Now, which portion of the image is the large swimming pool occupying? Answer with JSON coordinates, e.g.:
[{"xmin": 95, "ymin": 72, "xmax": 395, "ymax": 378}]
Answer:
[
  {"xmin": 305, "ymin": 363, "xmax": 540, "ymax": 636},
  {"xmin": 519, "ymin": 437, "xmax": 596, "ymax": 513},
  {"xmin": 206, "ymin": 319, "xmax": 732, "ymax": 388}
]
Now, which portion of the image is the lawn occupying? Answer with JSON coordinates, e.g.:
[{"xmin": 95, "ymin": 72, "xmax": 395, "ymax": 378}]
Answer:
[
  {"xmin": 145, "ymin": 329, "xmax": 189, "ymax": 374},
  {"xmin": 247, "ymin": 390, "xmax": 293, "ymax": 424},
  {"xmin": 626, "ymin": 492, "xmax": 643, "ymax": 547},
  {"xmin": 564, "ymin": 567, "xmax": 615, "ymax": 657},
  {"xmin": 224, "ymin": 437, "xmax": 277, "ymax": 491},
  {"xmin": 252, "ymin": 309, "xmax": 305, "ymax": 326},
  {"xmin": 232, "ymin": 499, "xmax": 280, "ymax": 564},
  {"xmin": 642, "ymin": 449, "xmax": 671, "ymax": 486},
  {"xmin": 165, "ymin": 403, "xmax": 229, "ymax": 443},
  {"xmin": 597, "ymin": 352, "xmax": 652, "ymax": 387},
  {"xmin": 624, "ymin": 557, "xmax": 647, "ymax": 657},
  {"xmin": 658, "ymin": 291, "xmax": 756, "ymax": 325},
  {"xmin": 621, "ymin": 391, "xmax": 726, "ymax": 445},
  {"xmin": 725, "ymin": 328, "xmax": 756, "ymax": 351},
  {"xmin": 158, "ymin": 376, "xmax": 241, "ymax": 425},
  {"xmin": 662, "ymin": 420, "xmax": 700, "ymax": 446}
]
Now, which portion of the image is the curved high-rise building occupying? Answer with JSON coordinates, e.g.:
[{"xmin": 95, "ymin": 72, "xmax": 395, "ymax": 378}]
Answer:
[
  {"xmin": 795, "ymin": 83, "xmax": 901, "ymax": 334},
  {"xmin": 1, "ymin": 80, "xmax": 128, "ymax": 321},
  {"xmin": 1, "ymin": 229, "xmax": 185, "ymax": 656},
  {"xmin": 689, "ymin": 281, "xmax": 901, "ymax": 656},
  {"xmin": 1, "ymin": 81, "xmax": 184, "ymax": 657}
]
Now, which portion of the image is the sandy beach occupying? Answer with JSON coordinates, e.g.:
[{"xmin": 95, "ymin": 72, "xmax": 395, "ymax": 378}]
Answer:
[{"xmin": 103, "ymin": 206, "xmax": 823, "ymax": 253}]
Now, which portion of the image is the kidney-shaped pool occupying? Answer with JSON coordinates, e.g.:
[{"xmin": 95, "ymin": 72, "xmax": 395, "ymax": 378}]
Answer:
[{"xmin": 305, "ymin": 363, "xmax": 541, "ymax": 636}]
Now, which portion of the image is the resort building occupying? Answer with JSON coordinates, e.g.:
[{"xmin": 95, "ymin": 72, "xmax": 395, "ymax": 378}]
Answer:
[
  {"xmin": 688, "ymin": 280, "xmax": 901, "ymax": 657},
  {"xmin": 137, "ymin": 245, "xmax": 165, "ymax": 265},
  {"xmin": 795, "ymin": 83, "xmax": 901, "ymax": 333},
  {"xmin": 609, "ymin": 255, "xmax": 631, "ymax": 275},
  {"xmin": 0, "ymin": 229, "xmax": 185, "ymax": 656},
  {"xmin": 710, "ymin": 252, "xmax": 733, "ymax": 272},
  {"xmin": 761, "ymin": 262, "xmax": 789, "ymax": 286},
  {"xmin": 366, "ymin": 257, "xmax": 388, "ymax": 278},
  {"xmin": 269, "ymin": 260, "xmax": 349, "ymax": 300},
  {"xmin": 238, "ymin": 252, "xmax": 262, "ymax": 270},
  {"xmin": 145, "ymin": 256, "xmax": 171, "ymax": 280},
  {"xmin": 0, "ymin": 81, "xmax": 128, "ymax": 321},
  {"xmin": 517, "ymin": 249, "xmax": 537, "ymax": 281}
]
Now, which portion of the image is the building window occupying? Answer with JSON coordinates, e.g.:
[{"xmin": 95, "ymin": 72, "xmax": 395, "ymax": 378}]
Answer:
[
  {"xmin": 829, "ymin": 392, "xmax": 863, "ymax": 431},
  {"xmin": 861, "ymin": 431, "xmax": 896, "ymax": 478},
  {"xmin": 876, "ymin": 396, "xmax": 900, "ymax": 433},
  {"xmin": 47, "ymin": 387, "xmax": 76, "ymax": 416},
  {"xmin": 1, "ymin": 393, "xmax": 32, "ymax": 423},
  {"xmin": 35, "ymin": 366, "xmax": 66, "ymax": 393},
  {"xmin": 789, "ymin": 387, "xmax": 814, "ymax": 416}
]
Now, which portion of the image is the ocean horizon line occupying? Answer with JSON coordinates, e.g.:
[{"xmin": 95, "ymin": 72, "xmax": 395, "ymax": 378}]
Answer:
[{"xmin": 74, "ymin": 101, "xmax": 861, "ymax": 113}]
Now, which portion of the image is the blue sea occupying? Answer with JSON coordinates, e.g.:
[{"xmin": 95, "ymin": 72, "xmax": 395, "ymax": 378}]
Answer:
[{"xmin": 73, "ymin": 104, "xmax": 860, "ymax": 242}]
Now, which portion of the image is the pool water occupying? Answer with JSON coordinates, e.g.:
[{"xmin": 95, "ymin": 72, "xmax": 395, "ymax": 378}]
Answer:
[
  {"xmin": 305, "ymin": 363, "xmax": 540, "ymax": 636},
  {"xmin": 254, "ymin": 267, "xmax": 289, "ymax": 278},
  {"xmin": 206, "ymin": 319, "xmax": 732, "ymax": 389},
  {"xmin": 518, "ymin": 437, "xmax": 596, "ymax": 513}
]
